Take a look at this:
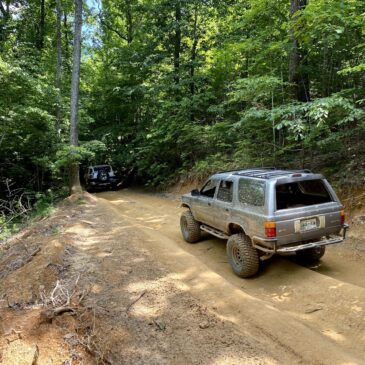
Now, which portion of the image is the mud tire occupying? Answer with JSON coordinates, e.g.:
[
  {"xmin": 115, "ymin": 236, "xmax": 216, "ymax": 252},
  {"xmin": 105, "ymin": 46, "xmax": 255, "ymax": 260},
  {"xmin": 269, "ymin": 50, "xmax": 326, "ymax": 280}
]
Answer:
[
  {"xmin": 180, "ymin": 210, "xmax": 201, "ymax": 243},
  {"xmin": 226, "ymin": 234, "xmax": 259, "ymax": 278},
  {"xmin": 296, "ymin": 246, "xmax": 326, "ymax": 262}
]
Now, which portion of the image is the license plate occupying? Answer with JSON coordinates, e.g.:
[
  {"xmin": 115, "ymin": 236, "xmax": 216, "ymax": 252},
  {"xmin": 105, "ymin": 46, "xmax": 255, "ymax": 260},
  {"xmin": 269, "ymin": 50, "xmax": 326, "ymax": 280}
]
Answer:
[{"xmin": 300, "ymin": 218, "xmax": 318, "ymax": 231}]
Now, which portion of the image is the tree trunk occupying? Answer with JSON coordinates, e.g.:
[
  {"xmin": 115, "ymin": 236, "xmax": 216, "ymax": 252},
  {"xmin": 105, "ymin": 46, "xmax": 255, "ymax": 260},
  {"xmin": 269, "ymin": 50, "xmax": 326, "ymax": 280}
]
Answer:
[
  {"xmin": 63, "ymin": 13, "xmax": 71, "ymax": 73},
  {"xmin": 56, "ymin": 0, "xmax": 62, "ymax": 135},
  {"xmin": 173, "ymin": 0, "xmax": 181, "ymax": 84},
  {"xmin": 0, "ymin": 0, "xmax": 10, "ymax": 43},
  {"xmin": 126, "ymin": 0, "xmax": 133, "ymax": 44},
  {"xmin": 37, "ymin": 0, "xmax": 46, "ymax": 49},
  {"xmin": 69, "ymin": 0, "xmax": 83, "ymax": 195},
  {"xmin": 189, "ymin": 6, "xmax": 198, "ymax": 96},
  {"xmin": 289, "ymin": 0, "xmax": 310, "ymax": 102}
]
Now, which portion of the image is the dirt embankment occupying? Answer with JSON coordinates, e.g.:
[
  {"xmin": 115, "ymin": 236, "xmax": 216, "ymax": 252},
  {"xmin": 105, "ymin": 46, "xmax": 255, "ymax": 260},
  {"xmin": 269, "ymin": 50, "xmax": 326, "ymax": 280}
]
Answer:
[{"xmin": 1, "ymin": 189, "xmax": 365, "ymax": 364}]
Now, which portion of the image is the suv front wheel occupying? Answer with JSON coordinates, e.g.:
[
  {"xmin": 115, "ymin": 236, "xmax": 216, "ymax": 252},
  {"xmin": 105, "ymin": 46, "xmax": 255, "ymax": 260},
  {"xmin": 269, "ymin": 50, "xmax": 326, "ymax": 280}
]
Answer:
[
  {"xmin": 180, "ymin": 210, "xmax": 201, "ymax": 243},
  {"xmin": 226, "ymin": 234, "xmax": 259, "ymax": 278}
]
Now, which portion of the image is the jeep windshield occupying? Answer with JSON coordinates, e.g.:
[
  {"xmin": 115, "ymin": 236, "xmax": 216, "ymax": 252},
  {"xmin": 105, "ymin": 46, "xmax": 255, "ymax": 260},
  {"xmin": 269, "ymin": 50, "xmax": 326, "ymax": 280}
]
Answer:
[{"xmin": 276, "ymin": 179, "xmax": 333, "ymax": 210}]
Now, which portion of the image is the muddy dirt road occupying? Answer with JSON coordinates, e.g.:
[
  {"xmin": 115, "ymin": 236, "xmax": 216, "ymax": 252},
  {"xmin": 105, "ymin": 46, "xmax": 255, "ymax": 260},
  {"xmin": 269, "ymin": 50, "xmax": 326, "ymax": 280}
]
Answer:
[{"xmin": 97, "ymin": 189, "xmax": 365, "ymax": 365}]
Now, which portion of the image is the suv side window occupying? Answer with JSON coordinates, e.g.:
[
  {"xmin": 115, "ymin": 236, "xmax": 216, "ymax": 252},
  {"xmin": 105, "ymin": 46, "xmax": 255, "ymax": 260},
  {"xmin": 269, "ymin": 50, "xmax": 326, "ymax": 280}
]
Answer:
[
  {"xmin": 217, "ymin": 180, "xmax": 233, "ymax": 202},
  {"xmin": 239, "ymin": 179, "xmax": 265, "ymax": 206},
  {"xmin": 200, "ymin": 180, "xmax": 217, "ymax": 198}
]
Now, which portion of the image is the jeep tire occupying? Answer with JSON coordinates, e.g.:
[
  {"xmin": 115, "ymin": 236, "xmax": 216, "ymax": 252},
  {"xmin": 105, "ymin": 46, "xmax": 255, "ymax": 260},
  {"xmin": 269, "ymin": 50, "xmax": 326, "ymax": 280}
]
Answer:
[
  {"xmin": 296, "ymin": 246, "xmax": 325, "ymax": 262},
  {"xmin": 226, "ymin": 234, "xmax": 259, "ymax": 278},
  {"xmin": 180, "ymin": 210, "xmax": 201, "ymax": 243}
]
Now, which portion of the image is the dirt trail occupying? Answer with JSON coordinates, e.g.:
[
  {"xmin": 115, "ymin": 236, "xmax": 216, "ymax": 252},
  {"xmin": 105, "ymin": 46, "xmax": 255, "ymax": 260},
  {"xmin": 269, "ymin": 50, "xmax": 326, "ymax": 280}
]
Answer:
[
  {"xmin": 0, "ymin": 193, "xmax": 294, "ymax": 364},
  {"xmin": 96, "ymin": 189, "xmax": 365, "ymax": 364},
  {"xmin": 1, "ymin": 190, "xmax": 365, "ymax": 364}
]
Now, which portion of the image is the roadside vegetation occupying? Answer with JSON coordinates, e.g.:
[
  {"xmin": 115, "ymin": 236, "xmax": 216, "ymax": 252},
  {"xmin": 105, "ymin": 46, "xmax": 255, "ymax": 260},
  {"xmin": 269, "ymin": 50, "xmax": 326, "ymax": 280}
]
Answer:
[{"xmin": 1, "ymin": 0, "xmax": 365, "ymax": 229}]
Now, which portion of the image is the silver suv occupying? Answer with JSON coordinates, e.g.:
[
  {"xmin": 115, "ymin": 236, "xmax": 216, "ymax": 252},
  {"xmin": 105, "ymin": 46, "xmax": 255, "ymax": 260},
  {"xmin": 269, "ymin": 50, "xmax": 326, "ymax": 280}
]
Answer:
[{"xmin": 180, "ymin": 168, "xmax": 348, "ymax": 277}]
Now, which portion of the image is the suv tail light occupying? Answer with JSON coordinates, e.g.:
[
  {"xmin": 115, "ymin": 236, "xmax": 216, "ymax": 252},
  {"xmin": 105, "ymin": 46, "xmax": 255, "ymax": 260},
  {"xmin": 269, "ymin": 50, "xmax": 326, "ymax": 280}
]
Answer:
[
  {"xmin": 265, "ymin": 222, "xmax": 276, "ymax": 238},
  {"xmin": 340, "ymin": 210, "xmax": 345, "ymax": 225}
]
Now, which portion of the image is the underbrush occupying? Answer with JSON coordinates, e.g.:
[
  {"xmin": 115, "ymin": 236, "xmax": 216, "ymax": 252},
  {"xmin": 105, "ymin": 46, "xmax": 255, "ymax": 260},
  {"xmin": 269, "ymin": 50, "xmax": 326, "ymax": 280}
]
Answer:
[{"xmin": 0, "ymin": 187, "xmax": 68, "ymax": 242}]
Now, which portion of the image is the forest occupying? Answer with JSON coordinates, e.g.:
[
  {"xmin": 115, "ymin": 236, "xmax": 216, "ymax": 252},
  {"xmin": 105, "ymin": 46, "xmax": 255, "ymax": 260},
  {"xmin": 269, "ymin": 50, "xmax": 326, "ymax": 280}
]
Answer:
[{"xmin": 0, "ymin": 0, "xmax": 364, "ymax": 233}]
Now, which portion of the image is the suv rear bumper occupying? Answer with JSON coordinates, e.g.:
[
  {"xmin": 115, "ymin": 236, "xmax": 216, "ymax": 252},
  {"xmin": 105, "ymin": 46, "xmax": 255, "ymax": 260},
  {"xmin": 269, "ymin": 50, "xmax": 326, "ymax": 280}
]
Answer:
[
  {"xmin": 252, "ymin": 224, "xmax": 349, "ymax": 253},
  {"xmin": 88, "ymin": 178, "xmax": 118, "ymax": 187}
]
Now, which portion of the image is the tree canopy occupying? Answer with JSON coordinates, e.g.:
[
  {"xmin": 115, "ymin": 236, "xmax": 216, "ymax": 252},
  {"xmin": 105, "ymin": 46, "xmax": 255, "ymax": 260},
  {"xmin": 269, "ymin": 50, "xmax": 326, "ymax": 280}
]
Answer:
[{"xmin": 0, "ymin": 0, "xmax": 364, "ymax": 197}]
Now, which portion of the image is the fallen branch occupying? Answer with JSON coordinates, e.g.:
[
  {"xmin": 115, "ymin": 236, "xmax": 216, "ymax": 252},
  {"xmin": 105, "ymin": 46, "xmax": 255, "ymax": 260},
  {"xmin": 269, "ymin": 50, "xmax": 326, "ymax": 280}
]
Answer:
[
  {"xmin": 53, "ymin": 306, "xmax": 76, "ymax": 316},
  {"xmin": 40, "ymin": 306, "xmax": 76, "ymax": 323},
  {"xmin": 126, "ymin": 290, "xmax": 147, "ymax": 314}
]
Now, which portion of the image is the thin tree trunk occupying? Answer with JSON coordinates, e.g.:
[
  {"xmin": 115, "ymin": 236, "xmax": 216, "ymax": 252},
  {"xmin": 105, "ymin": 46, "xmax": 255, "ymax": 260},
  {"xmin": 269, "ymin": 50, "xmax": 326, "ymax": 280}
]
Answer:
[
  {"xmin": 189, "ymin": 6, "xmax": 198, "ymax": 96},
  {"xmin": 126, "ymin": 0, "xmax": 133, "ymax": 44},
  {"xmin": 56, "ymin": 0, "xmax": 62, "ymax": 135},
  {"xmin": 189, "ymin": 5, "xmax": 198, "ymax": 122},
  {"xmin": 289, "ymin": 0, "xmax": 310, "ymax": 102},
  {"xmin": 173, "ymin": 0, "xmax": 181, "ymax": 85},
  {"xmin": 69, "ymin": 0, "xmax": 83, "ymax": 194},
  {"xmin": 63, "ymin": 13, "xmax": 71, "ymax": 73},
  {"xmin": 37, "ymin": 0, "xmax": 46, "ymax": 49},
  {"xmin": 0, "ymin": 0, "xmax": 10, "ymax": 42}
]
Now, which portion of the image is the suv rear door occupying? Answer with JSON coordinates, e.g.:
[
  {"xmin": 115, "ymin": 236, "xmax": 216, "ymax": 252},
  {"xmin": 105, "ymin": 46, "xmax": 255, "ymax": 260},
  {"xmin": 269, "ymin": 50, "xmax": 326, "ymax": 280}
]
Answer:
[{"xmin": 273, "ymin": 178, "xmax": 343, "ymax": 245}]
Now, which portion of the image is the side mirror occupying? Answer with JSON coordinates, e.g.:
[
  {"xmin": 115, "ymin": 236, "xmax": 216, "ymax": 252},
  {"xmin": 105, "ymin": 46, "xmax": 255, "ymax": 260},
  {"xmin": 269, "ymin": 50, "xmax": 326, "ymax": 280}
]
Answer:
[{"xmin": 191, "ymin": 189, "xmax": 200, "ymax": 196}]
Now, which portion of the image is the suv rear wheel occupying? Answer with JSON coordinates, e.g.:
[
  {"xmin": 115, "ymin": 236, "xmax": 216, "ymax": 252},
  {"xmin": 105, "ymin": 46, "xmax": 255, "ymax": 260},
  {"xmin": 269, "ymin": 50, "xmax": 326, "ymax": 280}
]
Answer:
[
  {"xmin": 180, "ymin": 210, "xmax": 201, "ymax": 243},
  {"xmin": 226, "ymin": 234, "xmax": 259, "ymax": 278},
  {"xmin": 296, "ymin": 246, "xmax": 325, "ymax": 262}
]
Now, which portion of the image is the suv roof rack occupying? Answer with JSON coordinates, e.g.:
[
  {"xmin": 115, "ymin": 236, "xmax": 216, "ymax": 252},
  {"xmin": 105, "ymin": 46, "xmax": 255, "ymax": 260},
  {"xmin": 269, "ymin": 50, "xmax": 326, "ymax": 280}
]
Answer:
[
  {"xmin": 233, "ymin": 169, "xmax": 312, "ymax": 179},
  {"xmin": 217, "ymin": 167, "xmax": 276, "ymax": 174}
]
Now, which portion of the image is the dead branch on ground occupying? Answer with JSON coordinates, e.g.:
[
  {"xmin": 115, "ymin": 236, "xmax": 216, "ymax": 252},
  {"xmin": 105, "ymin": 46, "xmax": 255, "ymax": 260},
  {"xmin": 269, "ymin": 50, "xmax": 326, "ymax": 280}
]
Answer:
[{"xmin": 126, "ymin": 289, "xmax": 147, "ymax": 314}]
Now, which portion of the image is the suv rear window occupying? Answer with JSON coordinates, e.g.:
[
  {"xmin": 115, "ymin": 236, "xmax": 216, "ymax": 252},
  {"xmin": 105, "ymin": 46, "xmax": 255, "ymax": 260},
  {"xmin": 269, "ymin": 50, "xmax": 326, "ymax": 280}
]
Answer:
[
  {"xmin": 276, "ymin": 179, "xmax": 332, "ymax": 210},
  {"xmin": 94, "ymin": 166, "xmax": 111, "ymax": 173},
  {"xmin": 239, "ymin": 179, "xmax": 265, "ymax": 206}
]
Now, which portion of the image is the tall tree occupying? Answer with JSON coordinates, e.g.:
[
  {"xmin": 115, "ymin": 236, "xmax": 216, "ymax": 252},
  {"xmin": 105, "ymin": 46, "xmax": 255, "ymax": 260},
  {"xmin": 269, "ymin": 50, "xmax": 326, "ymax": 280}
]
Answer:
[
  {"xmin": 289, "ymin": 0, "xmax": 310, "ymax": 102},
  {"xmin": 125, "ymin": 0, "xmax": 133, "ymax": 44},
  {"xmin": 69, "ymin": 0, "xmax": 83, "ymax": 194},
  {"xmin": 36, "ymin": 0, "xmax": 46, "ymax": 49},
  {"xmin": 56, "ymin": 0, "xmax": 62, "ymax": 135},
  {"xmin": 173, "ymin": 0, "xmax": 181, "ymax": 84},
  {"xmin": 189, "ymin": 4, "xmax": 198, "ymax": 96}
]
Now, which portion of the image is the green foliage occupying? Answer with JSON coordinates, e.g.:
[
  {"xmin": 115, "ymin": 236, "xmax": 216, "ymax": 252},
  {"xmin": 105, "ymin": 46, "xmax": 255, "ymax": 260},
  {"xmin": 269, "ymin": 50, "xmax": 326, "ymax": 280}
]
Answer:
[
  {"xmin": 55, "ymin": 140, "xmax": 107, "ymax": 168},
  {"xmin": 1, "ymin": 0, "xmax": 365, "ymax": 197},
  {"xmin": 78, "ymin": 0, "xmax": 365, "ymax": 186}
]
